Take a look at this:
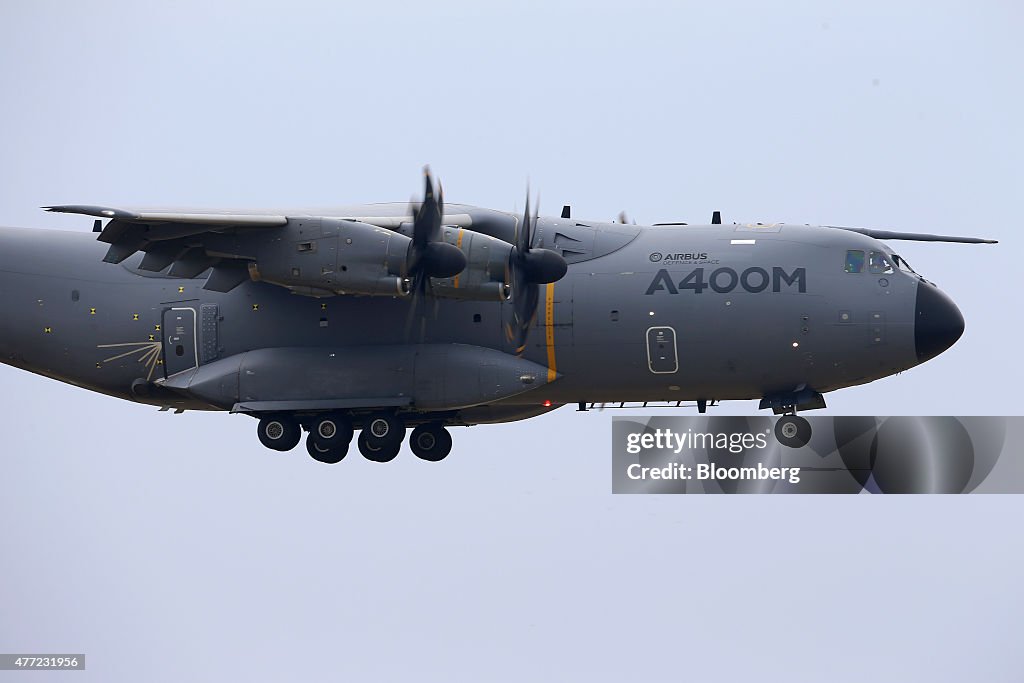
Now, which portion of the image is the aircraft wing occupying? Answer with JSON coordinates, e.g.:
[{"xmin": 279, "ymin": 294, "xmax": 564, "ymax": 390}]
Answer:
[
  {"xmin": 43, "ymin": 204, "xmax": 293, "ymax": 290},
  {"xmin": 43, "ymin": 204, "xmax": 288, "ymax": 227},
  {"xmin": 828, "ymin": 225, "xmax": 998, "ymax": 244},
  {"xmin": 44, "ymin": 205, "xmax": 286, "ymax": 259}
]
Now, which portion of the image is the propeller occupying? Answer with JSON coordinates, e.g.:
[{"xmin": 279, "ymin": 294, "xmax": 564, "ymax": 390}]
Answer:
[
  {"xmin": 404, "ymin": 168, "xmax": 468, "ymax": 339},
  {"xmin": 407, "ymin": 167, "xmax": 467, "ymax": 288},
  {"xmin": 505, "ymin": 189, "xmax": 568, "ymax": 354}
]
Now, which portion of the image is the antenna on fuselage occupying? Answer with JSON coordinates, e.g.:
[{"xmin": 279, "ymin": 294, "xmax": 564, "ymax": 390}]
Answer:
[{"xmin": 711, "ymin": 211, "xmax": 722, "ymax": 225}]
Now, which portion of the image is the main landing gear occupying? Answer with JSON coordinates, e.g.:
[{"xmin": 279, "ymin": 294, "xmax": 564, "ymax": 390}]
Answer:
[
  {"xmin": 257, "ymin": 415, "xmax": 302, "ymax": 452},
  {"xmin": 408, "ymin": 423, "xmax": 453, "ymax": 462},
  {"xmin": 255, "ymin": 412, "xmax": 454, "ymax": 464}
]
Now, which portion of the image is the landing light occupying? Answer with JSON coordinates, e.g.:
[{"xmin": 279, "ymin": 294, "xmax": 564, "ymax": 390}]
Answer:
[{"xmin": 792, "ymin": 342, "xmax": 800, "ymax": 348}]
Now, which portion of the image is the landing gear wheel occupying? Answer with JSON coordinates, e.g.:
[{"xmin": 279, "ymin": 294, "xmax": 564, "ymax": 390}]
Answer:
[
  {"xmin": 358, "ymin": 431, "xmax": 401, "ymax": 462},
  {"xmin": 306, "ymin": 433, "xmax": 348, "ymax": 464},
  {"xmin": 311, "ymin": 413, "xmax": 353, "ymax": 449},
  {"xmin": 775, "ymin": 415, "xmax": 812, "ymax": 448},
  {"xmin": 257, "ymin": 415, "xmax": 301, "ymax": 451},
  {"xmin": 364, "ymin": 412, "xmax": 404, "ymax": 446},
  {"xmin": 410, "ymin": 423, "xmax": 452, "ymax": 462}
]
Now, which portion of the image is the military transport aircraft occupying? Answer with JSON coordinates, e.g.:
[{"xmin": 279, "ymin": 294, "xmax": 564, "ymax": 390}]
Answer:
[{"xmin": 0, "ymin": 169, "xmax": 994, "ymax": 463}]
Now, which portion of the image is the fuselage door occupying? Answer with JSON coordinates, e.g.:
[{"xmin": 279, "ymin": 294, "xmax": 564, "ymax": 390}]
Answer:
[
  {"xmin": 646, "ymin": 326, "xmax": 679, "ymax": 374},
  {"xmin": 162, "ymin": 307, "xmax": 198, "ymax": 377}
]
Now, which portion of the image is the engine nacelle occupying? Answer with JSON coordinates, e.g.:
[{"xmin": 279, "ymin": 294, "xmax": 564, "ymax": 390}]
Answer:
[
  {"xmin": 428, "ymin": 226, "xmax": 513, "ymax": 301},
  {"xmin": 250, "ymin": 218, "xmax": 412, "ymax": 297}
]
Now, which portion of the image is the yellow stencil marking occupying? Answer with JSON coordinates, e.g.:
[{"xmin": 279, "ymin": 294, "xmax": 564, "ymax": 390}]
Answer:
[
  {"xmin": 452, "ymin": 229, "xmax": 465, "ymax": 289},
  {"xmin": 178, "ymin": 286, "xmax": 185, "ymax": 293},
  {"xmin": 89, "ymin": 308, "xmax": 96, "ymax": 315},
  {"xmin": 96, "ymin": 340, "xmax": 163, "ymax": 380},
  {"xmin": 132, "ymin": 313, "xmax": 139, "ymax": 321},
  {"xmin": 545, "ymin": 283, "xmax": 556, "ymax": 382}
]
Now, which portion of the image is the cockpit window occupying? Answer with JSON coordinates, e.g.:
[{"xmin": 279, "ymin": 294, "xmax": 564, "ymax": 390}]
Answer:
[
  {"xmin": 869, "ymin": 251, "xmax": 894, "ymax": 274},
  {"xmin": 892, "ymin": 254, "xmax": 916, "ymax": 273},
  {"xmin": 845, "ymin": 250, "xmax": 865, "ymax": 273}
]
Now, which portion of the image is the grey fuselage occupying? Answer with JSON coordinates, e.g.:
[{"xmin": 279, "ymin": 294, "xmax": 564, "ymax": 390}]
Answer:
[{"xmin": 0, "ymin": 205, "xmax": 962, "ymax": 424}]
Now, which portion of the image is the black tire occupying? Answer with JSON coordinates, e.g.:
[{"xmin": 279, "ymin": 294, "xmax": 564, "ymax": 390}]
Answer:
[
  {"xmin": 364, "ymin": 412, "xmax": 404, "ymax": 446},
  {"xmin": 257, "ymin": 415, "xmax": 301, "ymax": 451},
  {"xmin": 306, "ymin": 433, "xmax": 348, "ymax": 464},
  {"xmin": 409, "ymin": 423, "xmax": 453, "ymax": 462},
  {"xmin": 311, "ymin": 413, "xmax": 353, "ymax": 449},
  {"xmin": 358, "ymin": 430, "xmax": 401, "ymax": 463},
  {"xmin": 774, "ymin": 415, "xmax": 812, "ymax": 448}
]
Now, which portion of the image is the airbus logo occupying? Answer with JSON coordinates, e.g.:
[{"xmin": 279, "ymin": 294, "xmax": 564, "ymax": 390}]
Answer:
[
  {"xmin": 664, "ymin": 252, "xmax": 708, "ymax": 261},
  {"xmin": 650, "ymin": 251, "xmax": 712, "ymax": 263}
]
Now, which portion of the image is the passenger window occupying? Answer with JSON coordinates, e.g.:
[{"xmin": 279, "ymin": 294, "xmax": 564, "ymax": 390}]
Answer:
[
  {"xmin": 869, "ymin": 251, "xmax": 894, "ymax": 274},
  {"xmin": 845, "ymin": 250, "xmax": 865, "ymax": 273}
]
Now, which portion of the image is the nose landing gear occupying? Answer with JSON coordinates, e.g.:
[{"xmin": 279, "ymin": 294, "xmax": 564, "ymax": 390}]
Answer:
[
  {"xmin": 774, "ymin": 414, "xmax": 812, "ymax": 448},
  {"xmin": 761, "ymin": 387, "xmax": 823, "ymax": 448}
]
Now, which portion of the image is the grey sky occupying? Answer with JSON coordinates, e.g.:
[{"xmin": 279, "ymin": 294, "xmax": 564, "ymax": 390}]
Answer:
[{"xmin": 1, "ymin": 1, "xmax": 1021, "ymax": 681}]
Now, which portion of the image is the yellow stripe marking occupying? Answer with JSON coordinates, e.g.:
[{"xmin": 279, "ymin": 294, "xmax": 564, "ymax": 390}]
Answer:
[
  {"xmin": 545, "ymin": 282, "xmax": 556, "ymax": 382},
  {"xmin": 452, "ymin": 229, "xmax": 465, "ymax": 288}
]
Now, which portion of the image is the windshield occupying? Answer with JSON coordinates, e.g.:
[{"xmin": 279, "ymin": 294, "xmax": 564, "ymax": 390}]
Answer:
[
  {"xmin": 891, "ymin": 253, "xmax": 917, "ymax": 273},
  {"xmin": 869, "ymin": 251, "xmax": 894, "ymax": 274}
]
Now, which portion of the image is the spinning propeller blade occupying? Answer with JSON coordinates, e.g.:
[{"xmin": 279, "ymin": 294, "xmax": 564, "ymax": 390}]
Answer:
[
  {"xmin": 505, "ymin": 188, "xmax": 568, "ymax": 354},
  {"xmin": 404, "ymin": 167, "xmax": 469, "ymax": 339}
]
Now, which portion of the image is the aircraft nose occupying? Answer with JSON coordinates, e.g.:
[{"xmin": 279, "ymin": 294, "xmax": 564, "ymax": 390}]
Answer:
[{"xmin": 914, "ymin": 281, "xmax": 965, "ymax": 362}]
